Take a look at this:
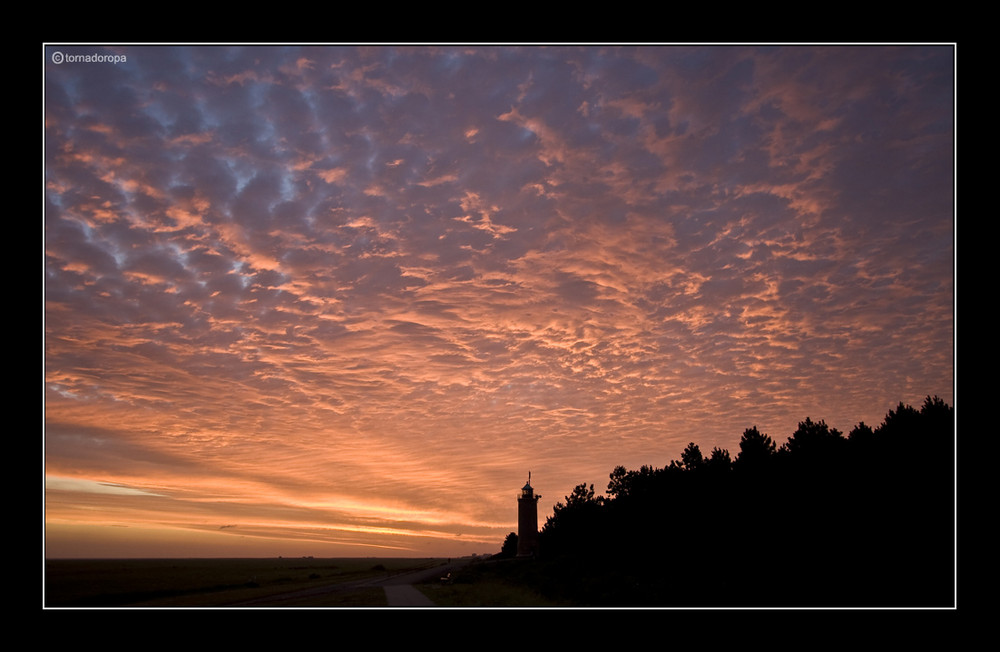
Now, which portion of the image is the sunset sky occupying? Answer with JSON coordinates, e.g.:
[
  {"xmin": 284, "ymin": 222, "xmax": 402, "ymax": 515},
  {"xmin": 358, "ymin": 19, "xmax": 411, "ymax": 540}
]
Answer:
[{"xmin": 44, "ymin": 44, "xmax": 955, "ymax": 558}]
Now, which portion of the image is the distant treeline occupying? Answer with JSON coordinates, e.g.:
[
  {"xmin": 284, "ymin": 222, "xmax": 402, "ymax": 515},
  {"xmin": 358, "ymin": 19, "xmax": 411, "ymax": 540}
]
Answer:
[{"xmin": 529, "ymin": 396, "xmax": 955, "ymax": 607}]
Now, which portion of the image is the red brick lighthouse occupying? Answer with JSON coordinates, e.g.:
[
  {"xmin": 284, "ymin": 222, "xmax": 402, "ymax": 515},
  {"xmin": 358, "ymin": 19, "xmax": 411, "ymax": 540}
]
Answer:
[{"xmin": 517, "ymin": 472, "xmax": 540, "ymax": 557}]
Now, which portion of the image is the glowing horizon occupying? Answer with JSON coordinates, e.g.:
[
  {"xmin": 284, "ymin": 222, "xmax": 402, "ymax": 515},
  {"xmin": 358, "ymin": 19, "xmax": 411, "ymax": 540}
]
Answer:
[{"xmin": 45, "ymin": 44, "xmax": 954, "ymax": 558}]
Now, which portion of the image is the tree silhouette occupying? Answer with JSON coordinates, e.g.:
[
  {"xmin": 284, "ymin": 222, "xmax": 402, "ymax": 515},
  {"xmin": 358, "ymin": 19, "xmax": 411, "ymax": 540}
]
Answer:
[
  {"xmin": 734, "ymin": 426, "xmax": 776, "ymax": 470},
  {"xmin": 525, "ymin": 397, "xmax": 954, "ymax": 607},
  {"xmin": 876, "ymin": 401, "xmax": 921, "ymax": 442},
  {"xmin": 500, "ymin": 531, "xmax": 518, "ymax": 558},
  {"xmin": 606, "ymin": 464, "xmax": 658, "ymax": 501},
  {"xmin": 921, "ymin": 394, "xmax": 952, "ymax": 420},
  {"xmin": 539, "ymin": 482, "xmax": 605, "ymax": 557},
  {"xmin": 782, "ymin": 417, "xmax": 845, "ymax": 462},
  {"xmin": 705, "ymin": 447, "xmax": 732, "ymax": 473},
  {"xmin": 561, "ymin": 482, "xmax": 603, "ymax": 509},
  {"xmin": 848, "ymin": 421, "xmax": 875, "ymax": 443},
  {"xmin": 680, "ymin": 442, "xmax": 704, "ymax": 471},
  {"xmin": 919, "ymin": 395, "xmax": 954, "ymax": 445},
  {"xmin": 606, "ymin": 465, "xmax": 630, "ymax": 499}
]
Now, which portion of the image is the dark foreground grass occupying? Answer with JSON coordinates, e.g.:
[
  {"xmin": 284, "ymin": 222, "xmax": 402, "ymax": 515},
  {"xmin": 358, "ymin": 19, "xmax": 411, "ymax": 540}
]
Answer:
[
  {"xmin": 417, "ymin": 558, "xmax": 577, "ymax": 607},
  {"xmin": 47, "ymin": 556, "xmax": 678, "ymax": 608},
  {"xmin": 45, "ymin": 558, "xmax": 444, "ymax": 607}
]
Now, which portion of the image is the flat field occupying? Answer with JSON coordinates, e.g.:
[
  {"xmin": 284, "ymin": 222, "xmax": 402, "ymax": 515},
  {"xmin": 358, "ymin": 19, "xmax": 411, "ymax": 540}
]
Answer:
[{"xmin": 45, "ymin": 557, "xmax": 447, "ymax": 608}]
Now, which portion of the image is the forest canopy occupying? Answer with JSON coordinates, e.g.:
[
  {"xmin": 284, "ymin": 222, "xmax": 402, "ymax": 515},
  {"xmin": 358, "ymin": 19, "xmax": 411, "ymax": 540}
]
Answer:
[{"xmin": 528, "ymin": 396, "xmax": 954, "ymax": 607}]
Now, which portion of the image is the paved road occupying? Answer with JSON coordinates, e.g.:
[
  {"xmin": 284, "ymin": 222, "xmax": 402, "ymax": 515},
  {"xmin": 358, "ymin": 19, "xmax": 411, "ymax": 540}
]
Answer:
[
  {"xmin": 372, "ymin": 559, "xmax": 469, "ymax": 607},
  {"xmin": 227, "ymin": 559, "xmax": 469, "ymax": 607},
  {"xmin": 382, "ymin": 584, "xmax": 436, "ymax": 606}
]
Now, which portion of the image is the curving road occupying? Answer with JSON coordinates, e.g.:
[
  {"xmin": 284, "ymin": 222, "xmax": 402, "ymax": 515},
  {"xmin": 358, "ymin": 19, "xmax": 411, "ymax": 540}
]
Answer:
[
  {"xmin": 227, "ymin": 559, "xmax": 470, "ymax": 607},
  {"xmin": 372, "ymin": 559, "xmax": 470, "ymax": 606}
]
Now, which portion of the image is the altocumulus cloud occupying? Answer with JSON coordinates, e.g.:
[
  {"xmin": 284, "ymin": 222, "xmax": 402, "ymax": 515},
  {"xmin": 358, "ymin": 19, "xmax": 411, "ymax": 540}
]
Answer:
[{"xmin": 44, "ymin": 44, "xmax": 954, "ymax": 557}]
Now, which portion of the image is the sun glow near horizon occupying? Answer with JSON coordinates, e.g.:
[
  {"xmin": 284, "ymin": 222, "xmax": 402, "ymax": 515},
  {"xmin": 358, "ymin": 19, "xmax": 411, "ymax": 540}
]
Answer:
[{"xmin": 45, "ymin": 44, "xmax": 954, "ymax": 559}]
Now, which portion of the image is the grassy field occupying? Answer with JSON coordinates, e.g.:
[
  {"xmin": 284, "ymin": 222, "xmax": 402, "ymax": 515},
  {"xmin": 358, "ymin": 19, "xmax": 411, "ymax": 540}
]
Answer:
[
  {"xmin": 418, "ymin": 574, "xmax": 572, "ymax": 607},
  {"xmin": 45, "ymin": 557, "xmax": 448, "ymax": 607},
  {"xmin": 415, "ymin": 557, "xmax": 578, "ymax": 607},
  {"xmin": 45, "ymin": 556, "xmax": 594, "ymax": 608}
]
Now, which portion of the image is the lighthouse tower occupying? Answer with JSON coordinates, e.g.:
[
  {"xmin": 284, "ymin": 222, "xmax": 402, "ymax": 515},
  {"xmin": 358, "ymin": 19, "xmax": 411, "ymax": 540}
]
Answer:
[{"xmin": 517, "ymin": 472, "xmax": 540, "ymax": 557}]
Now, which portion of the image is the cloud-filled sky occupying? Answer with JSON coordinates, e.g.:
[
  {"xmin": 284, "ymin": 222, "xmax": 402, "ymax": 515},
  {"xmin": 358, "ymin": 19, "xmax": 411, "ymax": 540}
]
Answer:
[{"xmin": 44, "ymin": 44, "xmax": 954, "ymax": 558}]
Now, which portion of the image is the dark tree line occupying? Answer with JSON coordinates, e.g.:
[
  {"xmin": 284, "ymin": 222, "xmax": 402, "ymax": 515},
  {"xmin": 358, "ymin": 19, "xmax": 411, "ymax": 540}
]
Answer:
[{"xmin": 532, "ymin": 396, "xmax": 954, "ymax": 607}]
